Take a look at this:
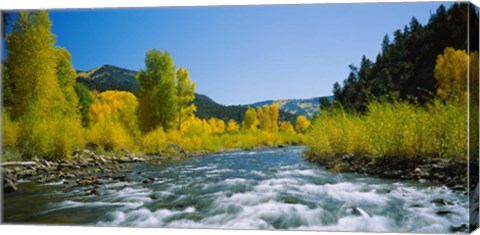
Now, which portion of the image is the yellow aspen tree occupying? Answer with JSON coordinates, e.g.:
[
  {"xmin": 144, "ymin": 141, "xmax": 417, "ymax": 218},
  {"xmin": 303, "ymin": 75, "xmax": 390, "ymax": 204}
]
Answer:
[
  {"xmin": 257, "ymin": 106, "xmax": 270, "ymax": 131},
  {"xmin": 176, "ymin": 67, "xmax": 197, "ymax": 131},
  {"xmin": 295, "ymin": 115, "xmax": 311, "ymax": 133},
  {"xmin": 434, "ymin": 47, "xmax": 468, "ymax": 103},
  {"xmin": 89, "ymin": 91, "xmax": 139, "ymax": 136},
  {"xmin": 137, "ymin": 49, "xmax": 178, "ymax": 132},
  {"xmin": 280, "ymin": 121, "xmax": 295, "ymax": 134},
  {"xmin": 7, "ymin": 11, "xmax": 64, "ymax": 120},
  {"xmin": 242, "ymin": 107, "xmax": 259, "ymax": 130},
  {"xmin": 267, "ymin": 103, "xmax": 280, "ymax": 132},
  {"xmin": 227, "ymin": 119, "xmax": 240, "ymax": 132},
  {"xmin": 55, "ymin": 47, "xmax": 80, "ymax": 117}
]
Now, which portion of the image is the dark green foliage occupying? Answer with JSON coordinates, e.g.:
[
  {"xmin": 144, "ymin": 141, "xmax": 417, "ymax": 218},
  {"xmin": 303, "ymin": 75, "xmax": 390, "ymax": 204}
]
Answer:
[
  {"xmin": 2, "ymin": 62, "xmax": 13, "ymax": 109},
  {"xmin": 76, "ymin": 64, "xmax": 140, "ymax": 94},
  {"xmin": 333, "ymin": 3, "xmax": 478, "ymax": 112},
  {"xmin": 194, "ymin": 94, "xmax": 247, "ymax": 123},
  {"xmin": 137, "ymin": 49, "xmax": 178, "ymax": 132},
  {"xmin": 194, "ymin": 94, "xmax": 297, "ymax": 124},
  {"xmin": 319, "ymin": 97, "xmax": 332, "ymax": 111},
  {"xmin": 74, "ymin": 83, "xmax": 94, "ymax": 126}
]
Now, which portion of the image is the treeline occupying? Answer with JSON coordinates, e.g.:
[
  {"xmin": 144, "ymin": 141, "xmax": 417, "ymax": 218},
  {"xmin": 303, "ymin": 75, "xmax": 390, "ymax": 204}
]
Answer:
[
  {"xmin": 2, "ymin": 11, "xmax": 307, "ymax": 161},
  {"xmin": 332, "ymin": 3, "xmax": 478, "ymax": 112}
]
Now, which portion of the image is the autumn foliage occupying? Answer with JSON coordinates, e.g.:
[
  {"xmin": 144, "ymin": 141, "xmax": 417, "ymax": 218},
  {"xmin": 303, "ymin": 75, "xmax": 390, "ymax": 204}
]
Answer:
[{"xmin": 2, "ymin": 11, "xmax": 304, "ymax": 160}]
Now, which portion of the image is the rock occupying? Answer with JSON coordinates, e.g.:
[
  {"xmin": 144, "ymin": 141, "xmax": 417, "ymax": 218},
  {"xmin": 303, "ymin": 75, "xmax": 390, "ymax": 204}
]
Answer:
[
  {"xmin": 89, "ymin": 188, "xmax": 100, "ymax": 196},
  {"xmin": 413, "ymin": 168, "xmax": 424, "ymax": 175},
  {"xmin": 59, "ymin": 162, "xmax": 71, "ymax": 169},
  {"xmin": 36, "ymin": 177, "xmax": 47, "ymax": 184},
  {"xmin": 4, "ymin": 179, "xmax": 18, "ymax": 193},
  {"xmin": 112, "ymin": 176, "xmax": 128, "ymax": 182},
  {"xmin": 452, "ymin": 185, "xmax": 466, "ymax": 191},
  {"xmin": 436, "ymin": 210, "xmax": 455, "ymax": 216},
  {"xmin": 3, "ymin": 172, "xmax": 17, "ymax": 182},
  {"xmin": 41, "ymin": 160, "xmax": 51, "ymax": 169},
  {"xmin": 142, "ymin": 177, "xmax": 155, "ymax": 184},
  {"xmin": 431, "ymin": 198, "xmax": 454, "ymax": 206},
  {"xmin": 65, "ymin": 172, "xmax": 76, "ymax": 178},
  {"xmin": 450, "ymin": 224, "xmax": 469, "ymax": 233},
  {"xmin": 132, "ymin": 157, "xmax": 145, "ymax": 162},
  {"xmin": 99, "ymin": 156, "xmax": 107, "ymax": 165},
  {"xmin": 77, "ymin": 177, "xmax": 98, "ymax": 186},
  {"xmin": 117, "ymin": 158, "xmax": 129, "ymax": 163}
]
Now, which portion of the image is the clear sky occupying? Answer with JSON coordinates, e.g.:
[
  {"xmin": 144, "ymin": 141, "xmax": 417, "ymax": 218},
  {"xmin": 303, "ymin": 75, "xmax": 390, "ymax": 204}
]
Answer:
[{"xmin": 13, "ymin": 2, "xmax": 451, "ymax": 105}]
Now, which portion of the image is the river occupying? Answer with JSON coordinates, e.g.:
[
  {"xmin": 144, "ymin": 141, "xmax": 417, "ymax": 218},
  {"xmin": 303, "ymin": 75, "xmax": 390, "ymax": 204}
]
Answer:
[{"xmin": 2, "ymin": 146, "xmax": 468, "ymax": 233}]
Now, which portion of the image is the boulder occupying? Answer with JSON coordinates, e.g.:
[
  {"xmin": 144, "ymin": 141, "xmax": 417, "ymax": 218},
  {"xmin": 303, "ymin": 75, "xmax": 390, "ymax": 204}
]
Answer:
[
  {"xmin": 142, "ymin": 177, "xmax": 155, "ymax": 184},
  {"xmin": 3, "ymin": 179, "xmax": 17, "ymax": 193}
]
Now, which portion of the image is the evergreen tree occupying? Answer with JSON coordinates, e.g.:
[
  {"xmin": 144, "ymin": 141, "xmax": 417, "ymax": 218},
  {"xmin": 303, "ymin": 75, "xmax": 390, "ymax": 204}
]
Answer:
[{"xmin": 332, "ymin": 3, "xmax": 477, "ymax": 111}]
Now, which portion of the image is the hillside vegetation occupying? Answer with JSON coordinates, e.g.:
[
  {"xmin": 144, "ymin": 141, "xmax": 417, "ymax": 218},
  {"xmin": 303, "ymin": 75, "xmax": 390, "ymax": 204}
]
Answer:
[
  {"xmin": 75, "ymin": 64, "xmax": 318, "ymax": 123},
  {"xmin": 306, "ymin": 3, "xmax": 479, "ymax": 162},
  {"xmin": 77, "ymin": 64, "xmax": 140, "ymax": 94}
]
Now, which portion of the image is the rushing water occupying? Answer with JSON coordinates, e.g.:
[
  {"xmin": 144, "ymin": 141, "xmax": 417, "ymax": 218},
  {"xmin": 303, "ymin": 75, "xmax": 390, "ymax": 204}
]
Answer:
[{"xmin": 3, "ymin": 146, "xmax": 469, "ymax": 233}]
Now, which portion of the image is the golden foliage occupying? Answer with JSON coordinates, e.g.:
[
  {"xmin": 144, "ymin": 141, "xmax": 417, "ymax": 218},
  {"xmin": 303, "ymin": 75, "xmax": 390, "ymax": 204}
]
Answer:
[
  {"xmin": 226, "ymin": 119, "xmax": 240, "ymax": 132},
  {"xmin": 86, "ymin": 122, "xmax": 135, "ymax": 152},
  {"xmin": 176, "ymin": 67, "xmax": 197, "ymax": 130},
  {"xmin": 280, "ymin": 121, "xmax": 295, "ymax": 134},
  {"xmin": 242, "ymin": 107, "xmax": 259, "ymax": 130},
  {"xmin": 295, "ymin": 115, "xmax": 311, "ymax": 133},
  {"xmin": 141, "ymin": 127, "xmax": 167, "ymax": 154},
  {"xmin": 306, "ymin": 100, "xmax": 467, "ymax": 160},
  {"xmin": 434, "ymin": 47, "xmax": 468, "ymax": 102},
  {"xmin": 257, "ymin": 104, "xmax": 279, "ymax": 132}
]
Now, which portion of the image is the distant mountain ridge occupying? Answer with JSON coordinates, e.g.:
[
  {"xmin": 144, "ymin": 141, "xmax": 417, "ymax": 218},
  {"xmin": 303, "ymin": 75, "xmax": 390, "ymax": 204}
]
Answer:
[
  {"xmin": 76, "ymin": 64, "xmax": 140, "ymax": 94},
  {"xmin": 75, "ymin": 64, "xmax": 330, "ymax": 121},
  {"xmin": 248, "ymin": 96, "xmax": 333, "ymax": 119}
]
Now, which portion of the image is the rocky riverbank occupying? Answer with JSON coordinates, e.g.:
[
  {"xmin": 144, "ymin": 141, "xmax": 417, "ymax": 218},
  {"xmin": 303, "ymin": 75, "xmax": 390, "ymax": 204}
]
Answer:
[
  {"xmin": 2, "ymin": 147, "xmax": 210, "ymax": 194},
  {"xmin": 305, "ymin": 153, "xmax": 478, "ymax": 191}
]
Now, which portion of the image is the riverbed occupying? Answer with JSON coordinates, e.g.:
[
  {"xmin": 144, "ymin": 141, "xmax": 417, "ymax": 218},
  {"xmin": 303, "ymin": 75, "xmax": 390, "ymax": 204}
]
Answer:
[{"xmin": 2, "ymin": 146, "xmax": 468, "ymax": 233}]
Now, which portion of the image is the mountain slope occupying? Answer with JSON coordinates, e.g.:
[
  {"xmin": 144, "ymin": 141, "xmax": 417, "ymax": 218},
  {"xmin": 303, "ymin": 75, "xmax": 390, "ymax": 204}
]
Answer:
[
  {"xmin": 76, "ymin": 64, "xmax": 140, "ymax": 94},
  {"xmin": 194, "ymin": 94, "xmax": 297, "ymax": 124},
  {"xmin": 249, "ymin": 96, "xmax": 333, "ymax": 119},
  {"xmin": 76, "ymin": 64, "xmax": 323, "ymax": 122}
]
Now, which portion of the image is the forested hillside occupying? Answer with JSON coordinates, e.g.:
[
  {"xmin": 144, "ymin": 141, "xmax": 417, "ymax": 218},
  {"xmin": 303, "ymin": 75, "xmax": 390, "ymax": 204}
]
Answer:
[
  {"xmin": 248, "ymin": 96, "xmax": 333, "ymax": 119},
  {"xmin": 75, "ymin": 64, "xmax": 302, "ymax": 123},
  {"xmin": 333, "ymin": 3, "xmax": 479, "ymax": 112},
  {"xmin": 76, "ymin": 64, "xmax": 140, "ymax": 94}
]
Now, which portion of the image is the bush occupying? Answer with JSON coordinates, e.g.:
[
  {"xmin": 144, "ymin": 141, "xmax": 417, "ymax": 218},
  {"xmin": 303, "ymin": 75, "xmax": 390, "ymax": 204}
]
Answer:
[
  {"xmin": 306, "ymin": 100, "xmax": 467, "ymax": 160},
  {"xmin": 141, "ymin": 127, "xmax": 167, "ymax": 154},
  {"xmin": 86, "ymin": 121, "xmax": 135, "ymax": 152},
  {"xmin": 17, "ymin": 117, "xmax": 84, "ymax": 160}
]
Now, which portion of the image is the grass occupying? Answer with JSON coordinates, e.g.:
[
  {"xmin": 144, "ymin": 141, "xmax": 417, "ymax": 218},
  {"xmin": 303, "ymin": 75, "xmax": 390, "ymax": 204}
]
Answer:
[{"xmin": 305, "ymin": 100, "xmax": 467, "ymax": 161}]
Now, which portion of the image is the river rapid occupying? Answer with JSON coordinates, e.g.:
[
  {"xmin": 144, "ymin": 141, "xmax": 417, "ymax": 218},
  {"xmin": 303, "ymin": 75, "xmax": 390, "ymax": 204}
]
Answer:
[{"xmin": 3, "ymin": 146, "xmax": 468, "ymax": 233}]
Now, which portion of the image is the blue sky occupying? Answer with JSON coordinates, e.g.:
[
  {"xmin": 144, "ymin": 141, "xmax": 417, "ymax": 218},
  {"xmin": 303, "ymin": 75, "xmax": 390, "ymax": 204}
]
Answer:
[{"xmin": 11, "ymin": 2, "xmax": 449, "ymax": 105}]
